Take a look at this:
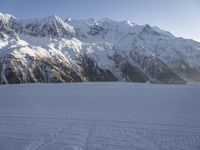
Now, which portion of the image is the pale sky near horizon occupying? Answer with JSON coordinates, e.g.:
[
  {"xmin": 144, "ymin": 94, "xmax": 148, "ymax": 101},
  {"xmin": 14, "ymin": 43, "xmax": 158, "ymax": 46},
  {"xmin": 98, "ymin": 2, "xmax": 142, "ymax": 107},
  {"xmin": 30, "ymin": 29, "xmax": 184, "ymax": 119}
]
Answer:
[{"xmin": 0, "ymin": 0, "xmax": 199, "ymax": 42}]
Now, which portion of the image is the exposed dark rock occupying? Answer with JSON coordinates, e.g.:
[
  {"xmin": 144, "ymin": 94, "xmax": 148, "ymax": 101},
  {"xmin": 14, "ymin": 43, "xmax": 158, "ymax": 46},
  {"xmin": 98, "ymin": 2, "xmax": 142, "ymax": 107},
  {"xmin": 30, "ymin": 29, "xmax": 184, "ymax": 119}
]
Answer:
[
  {"xmin": 113, "ymin": 53, "xmax": 150, "ymax": 82},
  {"xmin": 81, "ymin": 55, "xmax": 117, "ymax": 81}
]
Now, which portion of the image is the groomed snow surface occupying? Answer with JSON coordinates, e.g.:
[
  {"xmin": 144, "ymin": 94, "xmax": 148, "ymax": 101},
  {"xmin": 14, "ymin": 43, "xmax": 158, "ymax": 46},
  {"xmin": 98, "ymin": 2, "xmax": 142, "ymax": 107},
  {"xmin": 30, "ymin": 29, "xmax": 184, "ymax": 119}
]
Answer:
[{"xmin": 0, "ymin": 82, "xmax": 200, "ymax": 150}]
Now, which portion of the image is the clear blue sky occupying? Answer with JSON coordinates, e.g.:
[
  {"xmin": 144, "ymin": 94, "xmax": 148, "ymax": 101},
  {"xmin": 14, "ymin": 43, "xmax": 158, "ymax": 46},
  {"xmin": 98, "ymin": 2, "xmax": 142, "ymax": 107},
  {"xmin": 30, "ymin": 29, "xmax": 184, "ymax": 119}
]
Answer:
[{"xmin": 0, "ymin": 0, "xmax": 199, "ymax": 41}]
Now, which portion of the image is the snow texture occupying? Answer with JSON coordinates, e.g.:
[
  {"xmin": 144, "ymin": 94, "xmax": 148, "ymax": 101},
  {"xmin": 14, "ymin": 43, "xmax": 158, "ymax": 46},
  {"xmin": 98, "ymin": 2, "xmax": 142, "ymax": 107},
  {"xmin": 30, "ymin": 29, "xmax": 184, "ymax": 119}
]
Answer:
[
  {"xmin": 1, "ymin": 12, "xmax": 200, "ymax": 84},
  {"xmin": 0, "ymin": 82, "xmax": 200, "ymax": 150}
]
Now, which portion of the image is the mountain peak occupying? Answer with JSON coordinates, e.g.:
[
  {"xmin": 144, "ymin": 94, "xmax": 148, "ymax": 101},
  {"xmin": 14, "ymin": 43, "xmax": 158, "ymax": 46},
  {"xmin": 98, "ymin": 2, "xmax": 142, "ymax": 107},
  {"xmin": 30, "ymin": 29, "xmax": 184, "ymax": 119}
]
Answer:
[
  {"xmin": 48, "ymin": 14, "xmax": 63, "ymax": 23},
  {"xmin": 11, "ymin": 14, "xmax": 75, "ymax": 38},
  {"xmin": 0, "ymin": 12, "xmax": 15, "ymax": 23},
  {"xmin": 1, "ymin": 14, "xmax": 200, "ymax": 84},
  {"xmin": 143, "ymin": 24, "xmax": 152, "ymax": 30},
  {"xmin": 121, "ymin": 20, "xmax": 135, "ymax": 27}
]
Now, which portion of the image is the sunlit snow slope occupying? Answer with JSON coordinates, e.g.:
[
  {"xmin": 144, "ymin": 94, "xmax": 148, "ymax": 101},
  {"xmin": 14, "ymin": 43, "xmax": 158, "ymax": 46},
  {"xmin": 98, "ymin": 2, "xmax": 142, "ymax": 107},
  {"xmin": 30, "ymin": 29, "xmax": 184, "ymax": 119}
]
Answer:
[
  {"xmin": 1, "ymin": 12, "xmax": 200, "ymax": 84},
  {"xmin": 0, "ymin": 82, "xmax": 200, "ymax": 150}
]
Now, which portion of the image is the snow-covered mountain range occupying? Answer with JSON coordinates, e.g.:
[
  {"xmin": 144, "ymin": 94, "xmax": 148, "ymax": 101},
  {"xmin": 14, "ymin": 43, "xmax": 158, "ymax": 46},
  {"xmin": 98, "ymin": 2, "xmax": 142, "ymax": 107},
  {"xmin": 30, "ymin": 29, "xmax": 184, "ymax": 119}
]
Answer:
[{"xmin": 1, "ymin": 12, "xmax": 200, "ymax": 84}]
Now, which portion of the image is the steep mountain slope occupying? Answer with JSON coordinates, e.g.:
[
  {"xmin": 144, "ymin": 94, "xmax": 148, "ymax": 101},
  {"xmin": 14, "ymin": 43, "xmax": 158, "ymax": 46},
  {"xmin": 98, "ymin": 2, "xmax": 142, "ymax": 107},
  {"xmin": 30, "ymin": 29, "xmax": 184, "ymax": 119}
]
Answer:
[{"xmin": 1, "ymin": 12, "xmax": 200, "ymax": 84}]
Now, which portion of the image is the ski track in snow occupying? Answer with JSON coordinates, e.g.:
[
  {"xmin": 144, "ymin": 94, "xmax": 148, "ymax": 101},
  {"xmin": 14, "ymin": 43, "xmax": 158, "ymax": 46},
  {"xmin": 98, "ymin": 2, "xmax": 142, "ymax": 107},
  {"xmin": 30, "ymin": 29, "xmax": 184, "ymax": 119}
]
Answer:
[{"xmin": 0, "ymin": 82, "xmax": 200, "ymax": 150}]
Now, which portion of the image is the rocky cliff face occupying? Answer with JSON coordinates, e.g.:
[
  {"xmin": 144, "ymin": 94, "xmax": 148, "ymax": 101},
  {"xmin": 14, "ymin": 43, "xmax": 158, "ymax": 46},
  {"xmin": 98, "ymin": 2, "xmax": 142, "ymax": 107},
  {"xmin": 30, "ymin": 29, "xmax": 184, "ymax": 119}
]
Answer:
[{"xmin": 1, "ymin": 13, "xmax": 200, "ymax": 84}]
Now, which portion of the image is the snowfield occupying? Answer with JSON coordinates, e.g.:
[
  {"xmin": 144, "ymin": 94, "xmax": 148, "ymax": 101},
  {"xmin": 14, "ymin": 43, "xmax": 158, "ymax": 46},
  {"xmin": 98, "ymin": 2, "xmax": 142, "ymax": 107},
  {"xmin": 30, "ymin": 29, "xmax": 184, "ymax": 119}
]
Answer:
[{"xmin": 0, "ymin": 82, "xmax": 200, "ymax": 150}]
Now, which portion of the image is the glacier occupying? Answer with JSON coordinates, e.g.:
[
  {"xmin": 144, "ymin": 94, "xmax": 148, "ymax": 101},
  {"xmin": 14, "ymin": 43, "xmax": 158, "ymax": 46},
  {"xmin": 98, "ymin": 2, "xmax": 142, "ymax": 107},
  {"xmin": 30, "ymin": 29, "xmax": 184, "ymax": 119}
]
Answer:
[{"xmin": 1, "ymin": 12, "xmax": 200, "ymax": 84}]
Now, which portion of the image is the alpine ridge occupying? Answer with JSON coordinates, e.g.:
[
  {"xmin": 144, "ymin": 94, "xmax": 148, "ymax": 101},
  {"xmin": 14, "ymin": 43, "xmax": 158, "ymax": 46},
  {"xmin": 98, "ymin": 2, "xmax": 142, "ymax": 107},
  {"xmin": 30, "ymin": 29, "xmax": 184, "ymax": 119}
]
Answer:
[{"xmin": 1, "ymin": 12, "xmax": 200, "ymax": 84}]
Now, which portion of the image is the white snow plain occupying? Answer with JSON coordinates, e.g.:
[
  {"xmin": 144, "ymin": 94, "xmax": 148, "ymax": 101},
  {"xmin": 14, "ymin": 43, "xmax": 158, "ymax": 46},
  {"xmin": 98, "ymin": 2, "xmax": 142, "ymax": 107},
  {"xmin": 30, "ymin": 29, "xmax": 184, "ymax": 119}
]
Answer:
[{"xmin": 0, "ymin": 82, "xmax": 200, "ymax": 150}]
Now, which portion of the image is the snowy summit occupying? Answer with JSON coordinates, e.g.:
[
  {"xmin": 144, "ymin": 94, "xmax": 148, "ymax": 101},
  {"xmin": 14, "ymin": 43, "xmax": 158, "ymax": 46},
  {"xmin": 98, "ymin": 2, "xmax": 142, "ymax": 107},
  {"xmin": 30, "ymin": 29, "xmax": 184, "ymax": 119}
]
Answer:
[{"xmin": 1, "ymin": 12, "xmax": 200, "ymax": 84}]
